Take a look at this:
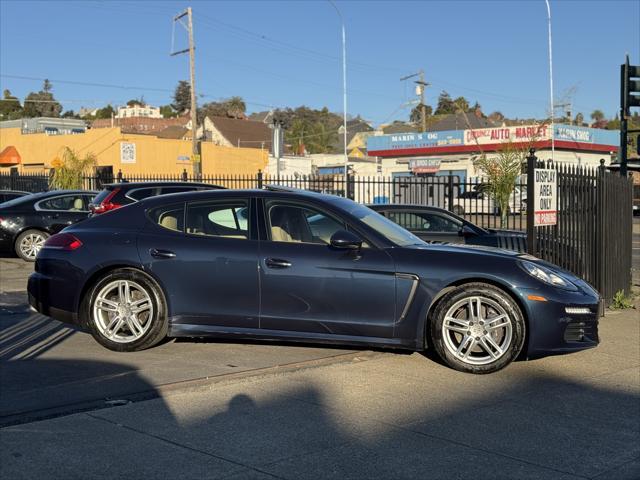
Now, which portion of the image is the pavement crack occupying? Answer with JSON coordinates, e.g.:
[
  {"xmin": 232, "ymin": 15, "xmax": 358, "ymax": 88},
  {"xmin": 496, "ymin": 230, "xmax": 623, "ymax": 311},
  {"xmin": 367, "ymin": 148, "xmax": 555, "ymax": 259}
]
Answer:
[
  {"xmin": 85, "ymin": 412, "xmax": 287, "ymax": 480},
  {"xmin": 589, "ymin": 455, "xmax": 640, "ymax": 479}
]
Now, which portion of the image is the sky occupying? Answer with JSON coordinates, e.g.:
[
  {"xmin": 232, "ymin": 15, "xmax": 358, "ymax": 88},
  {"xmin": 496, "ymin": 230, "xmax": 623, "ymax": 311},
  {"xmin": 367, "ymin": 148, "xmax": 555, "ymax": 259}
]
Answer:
[{"xmin": 1, "ymin": 0, "xmax": 639, "ymax": 126}]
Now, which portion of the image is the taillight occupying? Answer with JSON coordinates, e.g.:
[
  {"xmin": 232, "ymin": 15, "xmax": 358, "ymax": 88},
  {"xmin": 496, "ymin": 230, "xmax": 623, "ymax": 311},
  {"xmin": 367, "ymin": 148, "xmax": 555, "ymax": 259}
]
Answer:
[
  {"xmin": 90, "ymin": 202, "xmax": 122, "ymax": 214},
  {"xmin": 90, "ymin": 188, "xmax": 121, "ymax": 215},
  {"xmin": 43, "ymin": 233, "xmax": 83, "ymax": 251}
]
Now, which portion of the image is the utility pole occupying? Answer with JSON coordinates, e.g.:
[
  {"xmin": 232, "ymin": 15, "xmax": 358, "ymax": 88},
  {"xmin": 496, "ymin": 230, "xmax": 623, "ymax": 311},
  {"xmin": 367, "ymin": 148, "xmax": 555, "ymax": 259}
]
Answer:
[
  {"xmin": 401, "ymin": 69, "xmax": 430, "ymax": 132},
  {"xmin": 171, "ymin": 7, "xmax": 200, "ymax": 177}
]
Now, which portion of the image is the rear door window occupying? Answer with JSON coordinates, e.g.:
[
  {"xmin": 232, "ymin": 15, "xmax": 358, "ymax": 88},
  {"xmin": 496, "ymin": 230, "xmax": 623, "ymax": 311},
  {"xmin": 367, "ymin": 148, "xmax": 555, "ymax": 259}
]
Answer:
[
  {"xmin": 186, "ymin": 199, "xmax": 249, "ymax": 239},
  {"xmin": 36, "ymin": 195, "xmax": 89, "ymax": 212}
]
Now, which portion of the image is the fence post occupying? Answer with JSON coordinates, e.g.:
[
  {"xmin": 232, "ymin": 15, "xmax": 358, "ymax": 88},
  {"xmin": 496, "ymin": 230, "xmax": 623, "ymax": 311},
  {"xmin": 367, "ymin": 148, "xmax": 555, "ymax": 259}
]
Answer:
[
  {"xmin": 595, "ymin": 160, "xmax": 607, "ymax": 298},
  {"xmin": 257, "ymin": 170, "xmax": 264, "ymax": 189},
  {"xmin": 117, "ymin": 169, "xmax": 123, "ymax": 182},
  {"xmin": 182, "ymin": 169, "xmax": 188, "ymax": 181},
  {"xmin": 526, "ymin": 148, "xmax": 536, "ymax": 256},
  {"xmin": 9, "ymin": 167, "xmax": 18, "ymax": 190},
  {"xmin": 447, "ymin": 175, "xmax": 455, "ymax": 211}
]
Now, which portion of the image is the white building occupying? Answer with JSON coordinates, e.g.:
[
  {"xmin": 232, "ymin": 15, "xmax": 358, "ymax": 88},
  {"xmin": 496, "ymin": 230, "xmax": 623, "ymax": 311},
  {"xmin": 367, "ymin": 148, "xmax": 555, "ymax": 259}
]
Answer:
[{"xmin": 116, "ymin": 105, "xmax": 162, "ymax": 119}]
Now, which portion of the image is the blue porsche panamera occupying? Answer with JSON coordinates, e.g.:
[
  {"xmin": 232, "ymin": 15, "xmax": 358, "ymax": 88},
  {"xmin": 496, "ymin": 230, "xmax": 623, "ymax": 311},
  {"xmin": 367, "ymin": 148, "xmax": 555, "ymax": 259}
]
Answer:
[{"xmin": 28, "ymin": 187, "xmax": 600, "ymax": 374}]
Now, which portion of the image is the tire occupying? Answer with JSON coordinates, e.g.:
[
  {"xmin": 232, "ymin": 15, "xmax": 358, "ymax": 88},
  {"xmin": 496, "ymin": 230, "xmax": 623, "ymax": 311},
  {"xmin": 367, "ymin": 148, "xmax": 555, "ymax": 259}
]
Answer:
[
  {"xmin": 15, "ymin": 229, "xmax": 49, "ymax": 261},
  {"xmin": 452, "ymin": 205, "xmax": 465, "ymax": 215},
  {"xmin": 83, "ymin": 269, "xmax": 168, "ymax": 352},
  {"xmin": 429, "ymin": 283, "xmax": 525, "ymax": 374}
]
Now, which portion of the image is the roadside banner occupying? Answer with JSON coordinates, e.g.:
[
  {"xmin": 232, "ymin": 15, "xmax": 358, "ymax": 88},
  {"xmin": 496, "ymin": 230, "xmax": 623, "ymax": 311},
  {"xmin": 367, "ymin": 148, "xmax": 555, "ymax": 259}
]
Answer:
[{"xmin": 533, "ymin": 168, "xmax": 557, "ymax": 226}]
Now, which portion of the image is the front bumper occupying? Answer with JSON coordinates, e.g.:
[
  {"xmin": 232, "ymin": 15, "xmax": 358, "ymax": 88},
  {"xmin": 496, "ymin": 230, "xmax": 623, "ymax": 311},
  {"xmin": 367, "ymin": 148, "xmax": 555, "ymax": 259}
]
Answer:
[{"xmin": 523, "ymin": 287, "xmax": 600, "ymax": 358}]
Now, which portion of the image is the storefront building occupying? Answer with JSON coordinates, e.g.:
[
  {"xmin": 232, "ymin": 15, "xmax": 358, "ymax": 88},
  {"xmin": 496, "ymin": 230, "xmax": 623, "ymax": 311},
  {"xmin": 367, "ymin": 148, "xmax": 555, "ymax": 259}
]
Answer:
[{"xmin": 367, "ymin": 124, "xmax": 619, "ymax": 181}]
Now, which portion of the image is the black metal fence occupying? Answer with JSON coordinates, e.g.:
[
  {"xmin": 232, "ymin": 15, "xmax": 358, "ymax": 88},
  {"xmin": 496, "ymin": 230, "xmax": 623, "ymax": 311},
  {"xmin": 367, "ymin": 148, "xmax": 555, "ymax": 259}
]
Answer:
[
  {"xmin": 1, "ymin": 163, "xmax": 633, "ymax": 302},
  {"xmin": 528, "ymin": 159, "xmax": 633, "ymax": 304}
]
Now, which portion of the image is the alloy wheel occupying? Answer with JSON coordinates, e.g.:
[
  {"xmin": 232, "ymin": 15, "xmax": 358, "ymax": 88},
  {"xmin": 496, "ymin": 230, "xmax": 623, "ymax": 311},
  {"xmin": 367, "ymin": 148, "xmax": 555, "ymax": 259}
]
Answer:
[
  {"xmin": 92, "ymin": 280, "xmax": 154, "ymax": 343},
  {"xmin": 19, "ymin": 233, "xmax": 46, "ymax": 260},
  {"xmin": 441, "ymin": 295, "xmax": 513, "ymax": 366}
]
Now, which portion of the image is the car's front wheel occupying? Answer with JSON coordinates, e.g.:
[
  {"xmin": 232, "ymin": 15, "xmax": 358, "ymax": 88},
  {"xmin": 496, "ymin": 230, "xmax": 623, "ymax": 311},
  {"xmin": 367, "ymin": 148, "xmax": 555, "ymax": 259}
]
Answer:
[
  {"xmin": 429, "ymin": 283, "xmax": 525, "ymax": 374},
  {"xmin": 15, "ymin": 229, "xmax": 49, "ymax": 261},
  {"xmin": 84, "ymin": 269, "xmax": 168, "ymax": 352}
]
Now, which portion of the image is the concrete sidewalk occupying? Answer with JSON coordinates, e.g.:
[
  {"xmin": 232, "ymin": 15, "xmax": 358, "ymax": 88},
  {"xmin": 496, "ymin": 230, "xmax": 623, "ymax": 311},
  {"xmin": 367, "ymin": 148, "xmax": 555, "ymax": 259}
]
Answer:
[{"xmin": 1, "ymin": 308, "xmax": 638, "ymax": 480}]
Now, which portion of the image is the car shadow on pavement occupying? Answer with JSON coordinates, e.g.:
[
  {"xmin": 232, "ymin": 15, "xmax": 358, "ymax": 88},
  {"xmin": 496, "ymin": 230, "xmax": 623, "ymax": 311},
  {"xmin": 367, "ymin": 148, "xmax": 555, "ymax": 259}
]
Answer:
[
  {"xmin": 1, "ymin": 356, "xmax": 639, "ymax": 480},
  {"xmin": 0, "ymin": 315, "xmax": 78, "ymax": 361}
]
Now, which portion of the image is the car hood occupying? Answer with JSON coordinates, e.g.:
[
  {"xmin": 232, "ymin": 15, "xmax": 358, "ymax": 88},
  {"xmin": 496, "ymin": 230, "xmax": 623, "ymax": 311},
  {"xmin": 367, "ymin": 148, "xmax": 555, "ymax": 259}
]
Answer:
[{"xmin": 403, "ymin": 242, "xmax": 523, "ymax": 259}]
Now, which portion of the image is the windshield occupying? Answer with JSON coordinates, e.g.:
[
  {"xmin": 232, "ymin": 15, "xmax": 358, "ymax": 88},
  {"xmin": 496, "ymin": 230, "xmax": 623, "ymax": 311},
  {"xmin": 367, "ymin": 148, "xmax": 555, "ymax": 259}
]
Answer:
[{"xmin": 349, "ymin": 204, "xmax": 425, "ymax": 247}]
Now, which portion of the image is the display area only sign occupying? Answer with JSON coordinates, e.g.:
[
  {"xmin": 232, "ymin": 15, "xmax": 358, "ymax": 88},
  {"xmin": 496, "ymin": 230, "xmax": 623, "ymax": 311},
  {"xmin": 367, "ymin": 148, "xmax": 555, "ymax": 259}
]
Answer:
[{"xmin": 533, "ymin": 169, "xmax": 557, "ymax": 226}]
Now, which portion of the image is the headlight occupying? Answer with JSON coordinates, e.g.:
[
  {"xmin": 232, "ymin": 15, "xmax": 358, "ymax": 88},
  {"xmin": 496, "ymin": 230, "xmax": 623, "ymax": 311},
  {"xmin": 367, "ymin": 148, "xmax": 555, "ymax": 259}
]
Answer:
[{"xmin": 518, "ymin": 260, "xmax": 577, "ymax": 291}]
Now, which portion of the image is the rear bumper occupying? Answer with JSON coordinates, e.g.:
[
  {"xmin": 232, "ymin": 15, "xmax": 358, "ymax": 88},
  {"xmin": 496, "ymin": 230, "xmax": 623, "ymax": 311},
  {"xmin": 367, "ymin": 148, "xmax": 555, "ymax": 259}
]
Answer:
[{"xmin": 28, "ymin": 271, "xmax": 81, "ymax": 326}]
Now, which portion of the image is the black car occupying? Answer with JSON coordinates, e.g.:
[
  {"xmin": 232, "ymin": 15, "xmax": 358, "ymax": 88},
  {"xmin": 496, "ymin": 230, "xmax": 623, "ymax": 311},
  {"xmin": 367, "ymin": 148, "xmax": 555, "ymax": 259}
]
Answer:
[
  {"xmin": 29, "ymin": 188, "xmax": 600, "ymax": 374},
  {"xmin": 0, "ymin": 190, "xmax": 97, "ymax": 261},
  {"xmin": 90, "ymin": 181, "xmax": 224, "ymax": 215},
  {"xmin": 370, "ymin": 204, "xmax": 527, "ymax": 252},
  {"xmin": 0, "ymin": 190, "xmax": 30, "ymax": 204}
]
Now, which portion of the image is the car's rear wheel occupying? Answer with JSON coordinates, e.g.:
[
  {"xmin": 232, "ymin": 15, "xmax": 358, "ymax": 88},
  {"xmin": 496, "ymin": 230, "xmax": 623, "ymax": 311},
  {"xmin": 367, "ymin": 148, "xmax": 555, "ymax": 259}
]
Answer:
[
  {"xmin": 429, "ymin": 283, "xmax": 525, "ymax": 374},
  {"xmin": 84, "ymin": 269, "xmax": 168, "ymax": 352},
  {"xmin": 15, "ymin": 229, "xmax": 49, "ymax": 261}
]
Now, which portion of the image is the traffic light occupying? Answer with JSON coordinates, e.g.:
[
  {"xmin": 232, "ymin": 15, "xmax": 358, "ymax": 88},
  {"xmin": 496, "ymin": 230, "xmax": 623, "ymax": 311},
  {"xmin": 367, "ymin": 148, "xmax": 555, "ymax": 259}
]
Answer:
[{"xmin": 621, "ymin": 57, "xmax": 640, "ymax": 114}]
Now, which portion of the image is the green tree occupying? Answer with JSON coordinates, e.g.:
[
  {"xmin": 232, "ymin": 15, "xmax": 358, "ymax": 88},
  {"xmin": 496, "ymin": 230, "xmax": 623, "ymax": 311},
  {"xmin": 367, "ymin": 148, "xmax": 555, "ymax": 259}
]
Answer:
[
  {"xmin": 410, "ymin": 103, "xmax": 432, "ymax": 123},
  {"xmin": 574, "ymin": 112, "xmax": 584, "ymax": 126},
  {"xmin": 22, "ymin": 80, "xmax": 62, "ymax": 118},
  {"xmin": 453, "ymin": 96, "xmax": 470, "ymax": 112},
  {"xmin": 93, "ymin": 104, "xmax": 115, "ymax": 119},
  {"xmin": 471, "ymin": 124, "xmax": 546, "ymax": 228},
  {"xmin": 590, "ymin": 109, "xmax": 605, "ymax": 122},
  {"xmin": 61, "ymin": 110, "xmax": 80, "ymax": 119},
  {"xmin": 225, "ymin": 96, "xmax": 246, "ymax": 119},
  {"xmin": 434, "ymin": 91, "xmax": 456, "ymax": 115},
  {"xmin": 0, "ymin": 89, "xmax": 22, "ymax": 120},
  {"xmin": 126, "ymin": 98, "xmax": 145, "ymax": 107},
  {"xmin": 171, "ymin": 80, "xmax": 191, "ymax": 114},
  {"xmin": 159, "ymin": 105, "xmax": 176, "ymax": 118},
  {"xmin": 50, "ymin": 147, "xmax": 97, "ymax": 190},
  {"xmin": 473, "ymin": 142, "xmax": 525, "ymax": 228}
]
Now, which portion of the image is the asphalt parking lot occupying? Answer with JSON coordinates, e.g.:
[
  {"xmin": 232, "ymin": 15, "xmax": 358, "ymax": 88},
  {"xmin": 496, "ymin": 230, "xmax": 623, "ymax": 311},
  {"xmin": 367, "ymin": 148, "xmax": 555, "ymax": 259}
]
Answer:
[{"xmin": 1, "ymin": 257, "xmax": 639, "ymax": 479}]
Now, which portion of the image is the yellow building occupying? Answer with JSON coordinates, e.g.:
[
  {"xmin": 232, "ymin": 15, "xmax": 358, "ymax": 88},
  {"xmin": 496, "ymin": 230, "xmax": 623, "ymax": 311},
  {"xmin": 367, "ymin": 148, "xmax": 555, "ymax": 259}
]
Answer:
[{"xmin": 0, "ymin": 127, "xmax": 268, "ymax": 176}]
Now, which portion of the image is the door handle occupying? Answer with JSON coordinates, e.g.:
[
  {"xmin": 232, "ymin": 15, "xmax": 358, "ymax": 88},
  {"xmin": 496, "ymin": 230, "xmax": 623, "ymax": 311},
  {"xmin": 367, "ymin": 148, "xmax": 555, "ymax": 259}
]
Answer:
[
  {"xmin": 150, "ymin": 248, "xmax": 176, "ymax": 259},
  {"xmin": 265, "ymin": 258, "xmax": 292, "ymax": 269}
]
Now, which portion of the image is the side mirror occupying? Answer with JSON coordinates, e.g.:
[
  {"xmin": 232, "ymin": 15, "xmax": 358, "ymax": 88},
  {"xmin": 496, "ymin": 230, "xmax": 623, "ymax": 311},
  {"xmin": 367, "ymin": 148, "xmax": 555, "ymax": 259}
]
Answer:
[
  {"xmin": 459, "ymin": 225, "xmax": 476, "ymax": 237},
  {"xmin": 330, "ymin": 230, "xmax": 362, "ymax": 250}
]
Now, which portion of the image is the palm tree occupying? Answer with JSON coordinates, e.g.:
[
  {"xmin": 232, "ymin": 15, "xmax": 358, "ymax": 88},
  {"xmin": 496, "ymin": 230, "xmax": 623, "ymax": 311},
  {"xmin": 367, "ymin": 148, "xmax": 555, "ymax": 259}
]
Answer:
[
  {"xmin": 590, "ymin": 110, "xmax": 605, "ymax": 122},
  {"xmin": 225, "ymin": 96, "xmax": 246, "ymax": 119},
  {"xmin": 50, "ymin": 147, "xmax": 97, "ymax": 190}
]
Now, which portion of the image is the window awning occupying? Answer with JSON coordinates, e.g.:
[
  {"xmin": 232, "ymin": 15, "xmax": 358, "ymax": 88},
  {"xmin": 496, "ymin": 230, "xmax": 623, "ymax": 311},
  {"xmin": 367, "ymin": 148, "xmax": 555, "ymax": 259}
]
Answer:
[{"xmin": 0, "ymin": 146, "xmax": 21, "ymax": 167}]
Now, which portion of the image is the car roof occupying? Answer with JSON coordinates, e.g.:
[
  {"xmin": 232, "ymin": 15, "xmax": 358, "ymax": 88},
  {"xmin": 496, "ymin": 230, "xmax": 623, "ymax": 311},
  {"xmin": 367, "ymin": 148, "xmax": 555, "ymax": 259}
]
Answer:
[
  {"xmin": 139, "ymin": 187, "xmax": 344, "ymax": 207},
  {"xmin": 103, "ymin": 181, "xmax": 224, "ymax": 189},
  {"xmin": 0, "ymin": 190, "xmax": 29, "ymax": 194}
]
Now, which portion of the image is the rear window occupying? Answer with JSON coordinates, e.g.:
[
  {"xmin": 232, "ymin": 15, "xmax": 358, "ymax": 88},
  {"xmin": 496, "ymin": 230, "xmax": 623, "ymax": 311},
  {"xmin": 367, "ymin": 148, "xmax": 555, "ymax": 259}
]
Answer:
[
  {"xmin": 128, "ymin": 187, "xmax": 158, "ymax": 201},
  {"xmin": 91, "ymin": 188, "xmax": 115, "ymax": 205}
]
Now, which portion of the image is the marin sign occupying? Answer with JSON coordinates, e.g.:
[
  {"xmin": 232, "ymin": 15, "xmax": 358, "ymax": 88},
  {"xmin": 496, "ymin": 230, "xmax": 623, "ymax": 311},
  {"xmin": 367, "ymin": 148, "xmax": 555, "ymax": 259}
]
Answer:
[{"xmin": 533, "ymin": 169, "xmax": 557, "ymax": 226}]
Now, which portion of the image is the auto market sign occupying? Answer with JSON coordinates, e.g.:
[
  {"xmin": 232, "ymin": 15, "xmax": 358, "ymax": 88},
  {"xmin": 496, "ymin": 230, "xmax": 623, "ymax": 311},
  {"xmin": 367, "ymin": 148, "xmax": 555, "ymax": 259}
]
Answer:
[{"xmin": 533, "ymin": 169, "xmax": 557, "ymax": 226}]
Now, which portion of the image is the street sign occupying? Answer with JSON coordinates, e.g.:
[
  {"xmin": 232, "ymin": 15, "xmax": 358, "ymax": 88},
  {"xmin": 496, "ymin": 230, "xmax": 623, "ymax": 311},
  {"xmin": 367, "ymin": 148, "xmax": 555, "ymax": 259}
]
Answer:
[{"xmin": 533, "ymin": 168, "xmax": 557, "ymax": 226}]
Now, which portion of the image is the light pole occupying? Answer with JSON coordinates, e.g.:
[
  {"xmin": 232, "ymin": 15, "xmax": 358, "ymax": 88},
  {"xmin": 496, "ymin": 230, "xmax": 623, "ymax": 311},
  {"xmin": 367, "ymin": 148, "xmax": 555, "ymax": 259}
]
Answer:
[
  {"xmin": 545, "ymin": 0, "xmax": 555, "ymax": 161},
  {"xmin": 328, "ymin": 0, "xmax": 348, "ymax": 197}
]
